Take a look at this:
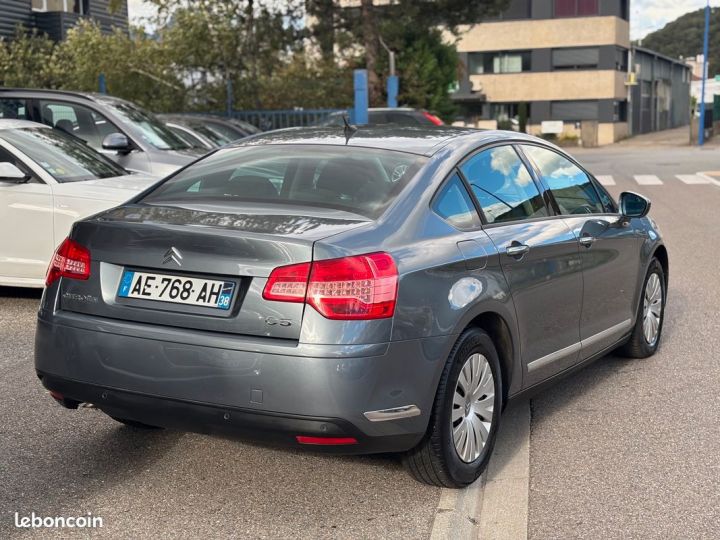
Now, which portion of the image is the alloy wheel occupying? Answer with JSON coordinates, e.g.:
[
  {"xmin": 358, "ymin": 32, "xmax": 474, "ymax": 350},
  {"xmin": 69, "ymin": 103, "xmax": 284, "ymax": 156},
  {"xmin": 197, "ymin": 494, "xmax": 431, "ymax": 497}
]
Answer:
[
  {"xmin": 452, "ymin": 353, "xmax": 495, "ymax": 463},
  {"xmin": 643, "ymin": 272, "xmax": 663, "ymax": 346}
]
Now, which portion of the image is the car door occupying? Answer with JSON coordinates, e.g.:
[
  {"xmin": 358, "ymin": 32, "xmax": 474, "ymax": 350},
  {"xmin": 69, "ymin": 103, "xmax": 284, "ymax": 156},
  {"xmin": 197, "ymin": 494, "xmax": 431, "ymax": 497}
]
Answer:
[
  {"xmin": 0, "ymin": 144, "xmax": 54, "ymax": 284},
  {"xmin": 459, "ymin": 144, "xmax": 584, "ymax": 387},
  {"xmin": 520, "ymin": 144, "xmax": 641, "ymax": 359}
]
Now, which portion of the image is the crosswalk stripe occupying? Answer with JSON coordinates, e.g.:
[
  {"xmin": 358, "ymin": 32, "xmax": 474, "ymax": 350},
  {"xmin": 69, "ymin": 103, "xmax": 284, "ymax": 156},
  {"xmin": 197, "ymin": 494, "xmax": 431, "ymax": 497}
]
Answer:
[
  {"xmin": 634, "ymin": 175, "xmax": 663, "ymax": 185},
  {"xmin": 676, "ymin": 174, "xmax": 711, "ymax": 184},
  {"xmin": 595, "ymin": 175, "xmax": 615, "ymax": 186}
]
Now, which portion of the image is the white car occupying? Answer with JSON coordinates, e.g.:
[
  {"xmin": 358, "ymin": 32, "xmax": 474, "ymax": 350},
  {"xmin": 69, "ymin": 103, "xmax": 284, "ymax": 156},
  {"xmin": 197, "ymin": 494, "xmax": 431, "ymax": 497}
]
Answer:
[{"xmin": 0, "ymin": 120, "xmax": 159, "ymax": 288}]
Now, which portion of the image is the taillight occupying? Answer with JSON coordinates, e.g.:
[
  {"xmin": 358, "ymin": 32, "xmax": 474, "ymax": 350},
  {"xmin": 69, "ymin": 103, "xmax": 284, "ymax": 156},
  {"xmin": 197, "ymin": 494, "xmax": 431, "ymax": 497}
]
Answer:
[
  {"xmin": 262, "ymin": 252, "xmax": 398, "ymax": 320},
  {"xmin": 262, "ymin": 262, "xmax": 311, "ymax": 302},
  {"xmin": 45, "ymin": 237, "xmax": 91, "ymax": 287},
  {"xmin": 422, "ymin": 111, "xmax": 444, "ymax": 126}
]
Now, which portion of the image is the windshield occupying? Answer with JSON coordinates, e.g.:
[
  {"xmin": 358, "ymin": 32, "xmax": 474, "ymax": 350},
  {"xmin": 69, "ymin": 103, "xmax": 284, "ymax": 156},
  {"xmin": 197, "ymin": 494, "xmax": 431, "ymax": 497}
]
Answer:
[
  {"xmin": 0, "ymin": 127, "xmax": 127, "ymax": 183},
  {"xmin": 100, "ymin": 99, "xmax": 191, "ymax": 151},
  {"xmin": 141, "ymin": 145, "xmax": 427, "ymax": 219}
]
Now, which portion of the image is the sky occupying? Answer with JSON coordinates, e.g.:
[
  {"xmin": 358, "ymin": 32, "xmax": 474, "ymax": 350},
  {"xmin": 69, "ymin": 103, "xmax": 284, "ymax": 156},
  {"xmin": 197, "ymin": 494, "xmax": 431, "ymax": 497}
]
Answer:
[{"xmin": 126, "ymin": 0, "xmax": 720, "ymax": 41}]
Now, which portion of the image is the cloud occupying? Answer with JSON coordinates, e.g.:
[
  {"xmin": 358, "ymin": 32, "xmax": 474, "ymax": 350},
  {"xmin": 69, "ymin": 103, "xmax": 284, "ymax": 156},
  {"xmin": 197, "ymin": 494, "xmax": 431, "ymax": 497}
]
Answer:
[{"xmin": 631, "ymin": 0, "xmax": 720, "ymax": 40}]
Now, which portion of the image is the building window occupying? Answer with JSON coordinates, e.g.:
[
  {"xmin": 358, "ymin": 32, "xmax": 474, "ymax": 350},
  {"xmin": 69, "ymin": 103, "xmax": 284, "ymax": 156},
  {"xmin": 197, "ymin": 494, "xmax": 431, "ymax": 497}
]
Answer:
[
  {"xmin": 552, "ymin": 47, "xmax": 599, "ymax": 70},
  {"xmin": 616, "ymin": 48, "xmax": 628, "ymax": 71},
  {"xmin": 614, "ymin": 101, "xmax": 628, "ymax": 122},
  {"xmin": 551, "ymin": 100, "xmax": 599, "ymax": 121},
  {"xmin": 554, "ymin": 0, "xmax": 598, "ymax": 17},
  {"xmin": 31, "ymin": 0, "xmax": 84, "ymax": 13},
  {"xmin": 468, "ymin": 51, "xmax": 531, "ymax": 74}
]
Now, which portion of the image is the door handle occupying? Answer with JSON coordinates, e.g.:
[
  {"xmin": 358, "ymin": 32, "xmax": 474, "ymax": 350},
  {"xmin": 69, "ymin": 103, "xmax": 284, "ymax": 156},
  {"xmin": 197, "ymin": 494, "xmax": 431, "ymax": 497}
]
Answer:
[
  {"xmin": 579, "ymin": 235, "xmax": 596, "ymax": 247},
  {"xmin": 506, "ymin": 243, "xmax": 530, "ymax": 258}
]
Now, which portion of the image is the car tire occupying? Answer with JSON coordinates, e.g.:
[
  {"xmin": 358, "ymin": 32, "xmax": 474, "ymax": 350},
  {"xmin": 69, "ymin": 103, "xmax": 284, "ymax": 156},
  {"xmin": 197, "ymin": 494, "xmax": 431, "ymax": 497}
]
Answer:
[
  {"xmin": 403, "ymin": 327, "xmax": 502, "ymax": 488},
  {"xmin": 619, "ymin": 258, "xmax": 666, "ymax": 359},
  {"xmin": 108, "ymin": 415, "xmax": 163, "ymax": 430}
]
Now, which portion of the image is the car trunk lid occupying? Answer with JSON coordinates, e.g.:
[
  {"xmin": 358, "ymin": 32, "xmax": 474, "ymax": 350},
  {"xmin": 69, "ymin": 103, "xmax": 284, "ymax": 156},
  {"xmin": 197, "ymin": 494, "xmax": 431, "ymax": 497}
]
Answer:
[{"xmin": 58, "ymin": 203, "xmax": 370, "ymax": 340}]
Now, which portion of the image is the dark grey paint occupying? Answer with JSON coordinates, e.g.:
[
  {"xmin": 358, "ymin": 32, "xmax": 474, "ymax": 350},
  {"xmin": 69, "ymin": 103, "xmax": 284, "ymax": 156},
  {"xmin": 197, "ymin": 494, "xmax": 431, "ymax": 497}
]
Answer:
[{"xmin": 35, "ymin": 127, "xmax": 666, "ymax": 451}]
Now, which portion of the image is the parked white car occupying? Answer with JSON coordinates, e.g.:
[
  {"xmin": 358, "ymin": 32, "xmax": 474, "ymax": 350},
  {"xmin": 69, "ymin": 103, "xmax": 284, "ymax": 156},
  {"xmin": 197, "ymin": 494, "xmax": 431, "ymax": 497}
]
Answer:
[{"xmin": 0, "ymin": 120, "xmax": 159, "ymax": 287}]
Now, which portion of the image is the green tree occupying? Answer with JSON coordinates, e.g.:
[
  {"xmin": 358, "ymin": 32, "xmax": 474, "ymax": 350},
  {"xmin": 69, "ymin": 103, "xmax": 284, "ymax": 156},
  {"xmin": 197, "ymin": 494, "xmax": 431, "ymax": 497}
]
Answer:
[
  {"xmin": 147, "ymin": 0, "xmax": 303, "ymax": 109},
  {"xmin": 640, "ymin": 7, "xmax": 720, "ymax": 77},
  {"xmin": 55, "ymin": 20, "xmax": 185, "ymax": 111},
  {"xmin": 0, "ymin": 28, "xmax": 60, "ymax": 88},
  {"xmin": 335, "ymin": 0, "xmax": 511, "ymax": 106}
]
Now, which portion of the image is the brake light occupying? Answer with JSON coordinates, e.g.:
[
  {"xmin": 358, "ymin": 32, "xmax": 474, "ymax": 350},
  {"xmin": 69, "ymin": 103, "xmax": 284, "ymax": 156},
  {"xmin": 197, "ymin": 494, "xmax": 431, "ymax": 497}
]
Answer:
[
  {"xmin": 262, "ymin": 252, "xmax": 398, "ymax": 320},
  {"xmin": 422, "ymin": 111, "xmax": 444, "ymax": 126},
  {"xmin": 45, "ymin": 238, "xmax": 91, "ymax": 287}
]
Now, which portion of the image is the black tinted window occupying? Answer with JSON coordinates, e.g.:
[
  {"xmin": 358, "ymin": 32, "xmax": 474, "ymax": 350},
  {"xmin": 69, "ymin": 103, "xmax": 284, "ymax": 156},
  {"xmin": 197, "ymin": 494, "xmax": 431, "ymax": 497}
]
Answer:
[
  {"xmin": 432, "ymin": 173, "xmax": 481, "ymax": 229},
  {"xmin": 38, "ymin": 100, "xmax": 120, "ymax": 150},
  {"xmin": 461, "ymin": 146, "xmax": 547, "ymax": 224},
  {"xmin": 0, "ymin": 99, "xmax": 28, "ymax": 120},
  {"xmin": 142, "ymin": 145, "xmax": 426, "ymax": 219},
  {"xmin": 521, "ymin": 145, "xmax": 604, "ymax": 215}
]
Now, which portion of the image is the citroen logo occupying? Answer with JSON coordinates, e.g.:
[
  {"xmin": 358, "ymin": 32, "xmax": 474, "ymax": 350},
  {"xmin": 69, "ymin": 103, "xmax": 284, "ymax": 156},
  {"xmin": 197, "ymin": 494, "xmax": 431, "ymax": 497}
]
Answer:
[{"xmin": 162, "ymin": 247, "xmax": 183, "ymax": 266}]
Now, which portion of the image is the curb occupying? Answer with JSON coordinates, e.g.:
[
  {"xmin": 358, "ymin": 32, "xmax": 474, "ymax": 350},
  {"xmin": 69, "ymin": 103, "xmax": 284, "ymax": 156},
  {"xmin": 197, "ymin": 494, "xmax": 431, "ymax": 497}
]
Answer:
[{"xmin": 429, "ymin": 399, "xmax": 531, "ymax": 540}]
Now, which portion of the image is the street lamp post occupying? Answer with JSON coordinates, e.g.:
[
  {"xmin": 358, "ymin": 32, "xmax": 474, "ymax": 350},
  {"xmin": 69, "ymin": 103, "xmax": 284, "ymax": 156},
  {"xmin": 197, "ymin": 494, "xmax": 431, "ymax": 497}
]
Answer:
[{"xmin": 699, "ymin": 1, "xmax": 710, "ymax": 146}]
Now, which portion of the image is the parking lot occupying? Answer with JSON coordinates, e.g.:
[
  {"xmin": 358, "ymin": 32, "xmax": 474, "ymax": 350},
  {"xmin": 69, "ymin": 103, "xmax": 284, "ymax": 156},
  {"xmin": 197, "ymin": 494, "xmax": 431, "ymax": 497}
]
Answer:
[{"xmin": 1, "ymin": 142, "xmax": 719, "ymax": 539}]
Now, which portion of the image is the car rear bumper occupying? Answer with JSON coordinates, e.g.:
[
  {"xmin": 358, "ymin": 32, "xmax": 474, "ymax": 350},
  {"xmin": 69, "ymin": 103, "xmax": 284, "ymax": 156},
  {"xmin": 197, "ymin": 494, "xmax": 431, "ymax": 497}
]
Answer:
[{"xmin": 35, "ymin": 311, "xmax": 452, "ymax": 454}]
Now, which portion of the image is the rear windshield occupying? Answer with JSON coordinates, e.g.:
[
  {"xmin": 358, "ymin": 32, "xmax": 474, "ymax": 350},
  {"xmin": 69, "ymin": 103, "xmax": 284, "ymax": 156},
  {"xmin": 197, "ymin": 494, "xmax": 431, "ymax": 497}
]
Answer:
[{"xmin": 140, "ymin": 145, "xmax": 427, "ymax": 219}]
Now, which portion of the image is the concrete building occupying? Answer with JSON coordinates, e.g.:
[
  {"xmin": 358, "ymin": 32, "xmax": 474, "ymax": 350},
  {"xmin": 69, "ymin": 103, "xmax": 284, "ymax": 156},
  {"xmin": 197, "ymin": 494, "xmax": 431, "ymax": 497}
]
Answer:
[
  {"xmin": 450, "ymin": 0, "xmax": 690, "ymax": 145},
  {"xmin": 631, "ymin": 47, "xmax": 691, "ymax": 134},
  {"xmin": 0, "ymin": 1, "xmax": 128, "ymax": 42}
]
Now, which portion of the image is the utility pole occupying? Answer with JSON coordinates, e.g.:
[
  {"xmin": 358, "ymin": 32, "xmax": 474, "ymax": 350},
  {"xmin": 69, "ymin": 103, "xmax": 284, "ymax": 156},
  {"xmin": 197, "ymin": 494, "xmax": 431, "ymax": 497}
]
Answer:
[
  {"xmin": 379, "ymin": 36, "xmax": 398, "ymax": 108},
  {"xmin": 699, "ymin": 1, "xmax": 710, "ymax": 145}
]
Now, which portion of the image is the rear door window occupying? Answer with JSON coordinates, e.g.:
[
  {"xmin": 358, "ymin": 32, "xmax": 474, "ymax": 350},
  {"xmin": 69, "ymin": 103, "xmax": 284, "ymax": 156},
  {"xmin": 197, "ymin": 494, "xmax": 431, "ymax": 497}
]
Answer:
[
  {"xmin": 37, "ymin": 100, "xmax": 121, "ymax": 150},
  {"xmin": 460, "ymin": 145, "xmax": 547, "ymax": 224},
  {"xmin": 141, "ymin": 145, "xmax": 427, "ymax": 219},
  {"xmin": 521, "ymin": 145, "xmax": 604, "ymax": 215}
]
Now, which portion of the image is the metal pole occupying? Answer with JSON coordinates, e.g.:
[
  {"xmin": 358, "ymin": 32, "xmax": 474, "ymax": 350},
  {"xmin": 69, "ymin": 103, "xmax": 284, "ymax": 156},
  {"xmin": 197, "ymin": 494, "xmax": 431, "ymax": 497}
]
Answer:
[
  {"xmin": 699, "ymin": 1, "xmax": 710, "ymax": 145},
  {"xmin": 379, "ymin": 36, "xmax": 398, "ymax": 108}
]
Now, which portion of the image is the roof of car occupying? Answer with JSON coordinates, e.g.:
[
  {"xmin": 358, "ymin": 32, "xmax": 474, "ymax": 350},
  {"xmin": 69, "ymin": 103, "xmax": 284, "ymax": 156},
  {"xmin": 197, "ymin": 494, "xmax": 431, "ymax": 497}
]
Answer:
[
  {"xmin": 0, "ymin": 119, "xmax": 49, "ymax": 131},
  {"xmin": 0, "ymin": 88, "xmax": 132, "ymax": 106},
  {"xmin": 233, "ymin": 126, "xmax": 542, "ymax": 156}
]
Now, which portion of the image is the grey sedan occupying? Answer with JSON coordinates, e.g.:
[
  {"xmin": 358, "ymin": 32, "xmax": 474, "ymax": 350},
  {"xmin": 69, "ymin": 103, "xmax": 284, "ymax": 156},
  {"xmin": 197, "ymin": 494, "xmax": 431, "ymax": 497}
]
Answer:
[{"xmin": 35, "ymin": 127, "xmax": 667, "ymax": 487}]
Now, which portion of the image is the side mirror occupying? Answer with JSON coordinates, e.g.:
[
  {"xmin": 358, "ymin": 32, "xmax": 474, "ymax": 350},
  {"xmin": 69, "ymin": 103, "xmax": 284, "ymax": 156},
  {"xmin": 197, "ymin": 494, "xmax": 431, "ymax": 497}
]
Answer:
[
  {"xmin": 619, "ymin": 191, "xmax": 651, "ymax": 218},
  {"xmin": 102, "ymin": 133, "xmax": 133, "ymax": 155},
  {"xmin": 0, "ymin": 162, "xmax": 30, "ymax": 183}
]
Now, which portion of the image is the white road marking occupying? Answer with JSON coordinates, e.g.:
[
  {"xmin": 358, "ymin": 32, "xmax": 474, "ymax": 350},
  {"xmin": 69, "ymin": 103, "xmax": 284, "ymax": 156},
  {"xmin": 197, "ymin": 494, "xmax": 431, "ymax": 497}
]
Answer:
[
  {"xmin": 430, "ymin": 399, "xmax": 530, "ymax": 540},
  {"xmin": 595, "ymin": 175, "xmax": 615, "ymax": 186},
  {"xmin": 698, "ymin": 172, "xmax": 720, "ymax": 187},
  {"xmin": 634, "ymin": 175, "xmax": 663, "ymax": 185},
  {"xmin": 676, "ymin": 174, "xmax": 711, "ymax": 184}
]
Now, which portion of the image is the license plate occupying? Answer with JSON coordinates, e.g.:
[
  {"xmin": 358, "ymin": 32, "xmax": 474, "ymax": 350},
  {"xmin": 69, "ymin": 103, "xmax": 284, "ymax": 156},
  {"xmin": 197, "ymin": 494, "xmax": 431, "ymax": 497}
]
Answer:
[{"xmin": 117, "ymin": 270, "xmax": 235, "ymax": 310}]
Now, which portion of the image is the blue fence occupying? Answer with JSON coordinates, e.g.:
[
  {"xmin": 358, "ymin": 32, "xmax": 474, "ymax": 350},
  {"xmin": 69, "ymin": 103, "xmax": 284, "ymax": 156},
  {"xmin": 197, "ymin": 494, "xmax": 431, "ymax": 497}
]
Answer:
[{"xmin": 225, "ymin": 109, "xmax": 346, "ymax": 131}]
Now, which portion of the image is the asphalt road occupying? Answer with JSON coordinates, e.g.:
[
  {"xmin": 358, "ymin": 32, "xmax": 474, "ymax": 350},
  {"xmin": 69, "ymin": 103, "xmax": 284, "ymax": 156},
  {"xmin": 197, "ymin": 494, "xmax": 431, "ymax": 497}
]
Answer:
[{"xmin": 1, "ymin": 143, "xmax": 718, "ymax": 539}]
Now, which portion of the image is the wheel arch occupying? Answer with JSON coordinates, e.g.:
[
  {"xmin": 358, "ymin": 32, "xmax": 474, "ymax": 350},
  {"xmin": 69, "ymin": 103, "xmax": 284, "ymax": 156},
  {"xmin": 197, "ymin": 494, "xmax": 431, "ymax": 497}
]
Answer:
[
  {"xmin": 652, "ymin": 244, "xmax": 669, "ymax": 288},
  {"xmin": 464, "ymin": 310, "xmax": 517, "ymax": 405}
]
